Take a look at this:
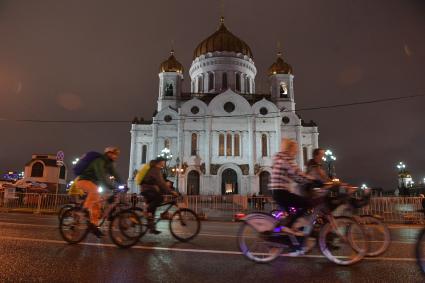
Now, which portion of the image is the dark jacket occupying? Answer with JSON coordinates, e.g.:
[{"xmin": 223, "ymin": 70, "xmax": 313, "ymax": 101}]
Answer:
[
  {"xmin": 141, "ymin": 166, "xmax": 170, "ymax": 194},
  {"xmin": 78, "ymin": 155, "xmax": 121, "ymax": 190}
]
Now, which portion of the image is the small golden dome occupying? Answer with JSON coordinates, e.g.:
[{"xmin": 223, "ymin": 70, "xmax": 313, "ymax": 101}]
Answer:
[
  {"xmin": 159, "ymin": 50, "xmax": 184, "ymax": 73},
  {"xmin": 268, "ymin": 52, "xmax": 293, "ymax": 76},
  {"xmin": 193, "ymin": 17, "xmax": 253, "ymax": 59}
]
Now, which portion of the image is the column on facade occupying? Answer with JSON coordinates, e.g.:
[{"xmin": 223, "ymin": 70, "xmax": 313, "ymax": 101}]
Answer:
[
  {"xmin": 248, "ymin": 115, "xmax": 256, "ymax": 174},
  {"xmin": 128, "ymin": 126, "xmax": 137, "ymax": 192},
  {"xmin": 313, "ymin": 130, "xmax": 319, "ymax": 149},
  {"xmin": 275, "ymin": 116, "xmax": 282, "ymax": 154},
  {"xmin": 205, "ymin": 117, "xmax": 212, "ymax": 175},
  {"xmin": 152, "ymin": 120, "xmax": 158, "ymax": 158},
  {"xmin": 295, "ymin": 125, "xmax": 303, "ymax": 168}
]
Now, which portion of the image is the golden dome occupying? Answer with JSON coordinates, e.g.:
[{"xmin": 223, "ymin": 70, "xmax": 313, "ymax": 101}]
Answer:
[
  {"xmin": 268, "ymin": 52, "xmax": 293, "ymax": 76},
  {"xmin": 159, "ymin": 50, "xmax": 184, "ymax": 73},
  {"xmin": 193, "ymin": 17, "xmax": 253, "ymax": 59}
]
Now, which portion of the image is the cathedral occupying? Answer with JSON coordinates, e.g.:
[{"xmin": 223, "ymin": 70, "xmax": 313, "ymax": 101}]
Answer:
[{"xmin": 128, "ymin": 17, "xmax": 319, "ymax": 195}]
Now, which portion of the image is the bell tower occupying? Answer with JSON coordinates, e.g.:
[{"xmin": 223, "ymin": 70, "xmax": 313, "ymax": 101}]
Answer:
[
  {"xmin": 158, "ymin": 50, "xmax": 184, "ymax": 111},
  {"xmin": 268, "ymin": 52, "xmax": 295, "ymax": 111}
]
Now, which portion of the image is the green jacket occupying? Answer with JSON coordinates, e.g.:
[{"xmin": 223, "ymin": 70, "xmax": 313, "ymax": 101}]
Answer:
[{"xmin": 78, "ymin": 155, "xmax": 122, "ymax": 190}]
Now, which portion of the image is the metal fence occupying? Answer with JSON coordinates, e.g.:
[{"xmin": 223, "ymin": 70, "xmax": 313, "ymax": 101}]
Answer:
[{"xmin": 0, "ymin": 191, "xmax": 424, "ymax": 224}]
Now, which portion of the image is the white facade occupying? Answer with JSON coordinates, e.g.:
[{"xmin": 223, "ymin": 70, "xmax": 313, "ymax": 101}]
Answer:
[{"xmin": 128, "ymin": 19, "xmax": 319, "ymax": 195}]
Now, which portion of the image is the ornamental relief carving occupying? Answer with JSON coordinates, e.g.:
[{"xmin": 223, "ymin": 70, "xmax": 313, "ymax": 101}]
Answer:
[
  {"xmin": 238, "ymin": 164, "xmax": 250, "ymax": 175},
  {"xmin": 210, "ymin": 164, "xmax": 221, "ymax": 175}
]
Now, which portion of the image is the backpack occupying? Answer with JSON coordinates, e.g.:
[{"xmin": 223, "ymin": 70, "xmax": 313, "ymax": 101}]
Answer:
[
  {"xmin": 73, "ymin": 151, "xmax": 103, "ymax": 176},
  {"xmin": 135, "ymin": 163, "xmax": 150, "ymax": 185}
]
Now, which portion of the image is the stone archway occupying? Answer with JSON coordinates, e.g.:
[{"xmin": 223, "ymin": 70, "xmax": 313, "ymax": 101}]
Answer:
[
  {"xmin": 221, "ymin": 168, "xmax": 238, "ymax": 195},
  {"xmin": 259, "ymin": 171, "xmax": 271, "ymax": 196},
  {"xmin": 187, "ymin": 170, "xmax": 200, "ymax": 195}
]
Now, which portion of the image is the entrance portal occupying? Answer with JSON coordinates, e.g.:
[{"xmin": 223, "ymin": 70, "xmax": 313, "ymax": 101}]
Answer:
[
  {"xmin": 187, "ymin": 170, "xmax": 200, "ymax": 195},
  {"xmin": 221, "ymin": 168, "xmax": 238, "ymax": 195}
]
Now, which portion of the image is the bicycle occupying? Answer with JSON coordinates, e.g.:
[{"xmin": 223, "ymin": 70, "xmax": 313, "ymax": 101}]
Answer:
[
  {"xmin": 132, "ymin": 194, "xmax": 201, "ymax": 242},
  {"xmin": 58, "ymin": 193, "xmax": 87, "ymax": 221},
  {"xmin": 59, "ymin": 187, "xmax": 143, "ymax": 248},
  {"xmin": 271, "ymin": 189, "xmax": 391, "ymax": 257},
  {"xmin": 237, "ymin": 184, "xmax": 368, "ymax": 265}
]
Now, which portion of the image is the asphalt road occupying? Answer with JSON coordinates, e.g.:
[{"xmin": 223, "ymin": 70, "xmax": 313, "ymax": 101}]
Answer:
[{"xmin": 0, "ymin": 213, "xmax": 423, "ymax": 283}]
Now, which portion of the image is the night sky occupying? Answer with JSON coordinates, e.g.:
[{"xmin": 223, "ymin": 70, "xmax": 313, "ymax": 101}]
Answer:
[{"xmin": 0, "ymin": 0, "xmax": 424, "ymax": 191}]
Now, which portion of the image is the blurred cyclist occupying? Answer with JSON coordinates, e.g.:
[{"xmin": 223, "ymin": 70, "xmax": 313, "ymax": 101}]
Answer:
[
  {"xmin": 76, "ymin": 146, "xmax": 122, "ymax": 237},
  {"xmin": 140, "ymin": 157, "xmax": 178, "ymax": 234},
  {"xmin": 306, "ymin": 148, "xmax": 330, "ymax": 183},
  {"xmin": 269, "ymin": 139, "xmax": 321, "ymax": 239}
]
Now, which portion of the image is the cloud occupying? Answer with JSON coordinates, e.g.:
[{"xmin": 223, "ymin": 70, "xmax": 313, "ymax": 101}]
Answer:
[{"xmin": 56, "ymin": 93, "xmax": 83, "ymax": 111}]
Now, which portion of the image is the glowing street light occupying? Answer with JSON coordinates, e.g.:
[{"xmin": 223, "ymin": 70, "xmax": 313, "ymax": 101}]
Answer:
[
  {"xmin": 396, "ymin": 162, "xmax": 406, "ymax": 172},
  {"xmin": 323, "ymin": 149, "xmax": 337, "ymax": 178},
  {"xmin": 72, "ymin": 158, "xmax": 80, "ymax": 165},
  {"xmin": 361, "ymin": 184, "xmax": 368, "ymax": 190}
]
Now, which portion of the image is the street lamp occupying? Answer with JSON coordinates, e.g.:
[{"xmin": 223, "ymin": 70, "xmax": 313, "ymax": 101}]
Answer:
[
  {"xmin": 323, "ymin": 149, "xmax": 337, "ymax": 178},
  {"xmin": 171, "ymin": 157, "xmax": 184, "ymax": 191},
  {"xmin": 158, "ymin": 148, "xmax": 173, "ymax": 177},
  {"xmin": 361, "ymin": 184, "xmax": 368, "ymax": 190},
  {"xmin": 396, "ymin": 162, "xmax": 406, "ymax": 173},
  {"xmin": 71, "ymin": 158, "xmax": 79, "ymax": 165}
]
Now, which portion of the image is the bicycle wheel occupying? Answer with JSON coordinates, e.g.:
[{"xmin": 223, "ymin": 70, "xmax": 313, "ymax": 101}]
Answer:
[
  {"xmin": 109, "ymin": 209, "xmax": 143, "ymax": 248},
  {"xmin": 416, "ymin": 228, "xmax": 425, "ymax": 273},
  {"xmin": 359, "ymin": 215, "xmax": 391, "ymax": 257},
  {"xmin": 169, "ymin": 208, "xmax": 201, "ymax": 242},
  {"xmin": 58, "ymin": 204, "xmax": 74, "ymax": 221},
  {"xmin": 59, "ymin": 207, "xmax": 90, "ymax": 244},
  {"xmin": 129, "ymin": 207, "xmax": 149, "ymax": 238},
  {"xmin": 237, "ymin": 213, "xmax": 283, "ymax": 263},
  {"xmin": 319, "ymin": 216, "xmax": 367, "ymax": 265}
]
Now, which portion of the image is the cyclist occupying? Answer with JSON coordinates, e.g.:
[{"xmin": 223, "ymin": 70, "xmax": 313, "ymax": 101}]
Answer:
[
  {"xmin": 269, "ymin": 139, "xmax": 321, "ymax": 239},
  {"xmin": 306, "ymin": 148, "xmax": 330, "ymax": 183},
  {"xmin": 75, "ymin": 146, "xmax": 122, "ymax": 237},
  {"xmin": 140, "ymin": 157, "xmax": 178, "ymax": 234}
]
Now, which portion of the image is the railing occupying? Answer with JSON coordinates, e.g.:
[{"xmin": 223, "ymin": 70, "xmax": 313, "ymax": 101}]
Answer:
[{"xmin": 0, "ymin": 191, "xmax": 424, "ymax": 224}]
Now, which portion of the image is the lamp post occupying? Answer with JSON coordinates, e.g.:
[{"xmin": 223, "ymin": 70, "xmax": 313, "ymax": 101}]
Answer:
[
  {"xmin": 171, "ymin": 157, "xmax": 184, "ymax": 192},
  {"xmin": 361, "ymin": 184, "xmax": 368, "ymax": 190},
  {"xmin": 323, "ymin": 149, "xmax": 337, "ymax": 179},
  {"xmin": 396, "ymin": 161, "xmax": 407, "ymax": 196},
  {"xmin": 158, "ymin": 148, "xmax": 173, "ymax": 178}
]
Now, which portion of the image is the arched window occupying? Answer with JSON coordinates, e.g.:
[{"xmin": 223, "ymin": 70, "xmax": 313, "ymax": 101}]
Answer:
[
  {"xmin": 226, "ymin": 133, "xmax": 232, "ymax": 156},
  {"xmin": 31, "ymin": 162, "xmax": 44, "ymax": 177},
  {"xmin": 208, "ymin": 73, "xmax": 214, "ymax": 91},
  {"xmin": 141, "ymin": 145, "xmax": 147, "ymax": 164},
  {"xmin": 165, "ymin": 83, "xmax": 173, "ymax": 96},
  {"xmin": 303, "ymin": 147, "xmax": 308, "ymax": 167},
  {"xmin": 222, "ymin": 73, "xmax": 228, "ymax": 90},
  {"xmin": 280, "ymin": 82, "xmax": 288, "ymax": 98},
  {"xmin": 164, "ymin": 139, "xmax": 170, "ymax": 149},
  {"xmin": 191, "ymin": 133, "xmax": 198, "ymax": 156},
  {"xmin": 218, "ymin": 134, "xmax": 225, "ymax": 156},
  {"xmin": 261, "ymin": 134, "xmax": 268, "ymax": 157},
  {"xmin": 191, "ymin": 80, "xmax": 195, "ymax": 92},
  {"xmin": 235, "ymin": 73, "xmax": 241, "ymax": 92},
  {"xmin": 234, "ymin": 133, "xmax": 240, "ymax": 156},
  {"xmin": 197, "ymin": 76, "xmax": 203, "ymax": 93}
]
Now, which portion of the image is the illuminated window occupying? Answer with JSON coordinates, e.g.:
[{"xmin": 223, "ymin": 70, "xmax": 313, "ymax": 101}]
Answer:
[
  {"xmin": 164, "ymin": 139, "xmax": 170, "ymax": 149},
  {"xmin": 191, "ymin": 133, "xmax": 198, "ymax": 156},
  {"xmin": 261, "ymin": 134, "xmax": 268, "ymax": 157},
  {"xmin": 219, "ymin": 134, "xmax": 225, "ymax": 156},
  {"xmin": 234, "ymin": 134, "xmax": 240, "ymax": 156},
  {"xmin": 226, "ymin": 133, "xmax": 232, "ymax": 156},
  {"xmin": 31, "ymin": 162, "xmax": 44, "ymax": 177},
  {"xmin": 280, "ymin": 82, "xmax": 288, "ymax": 98}
]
